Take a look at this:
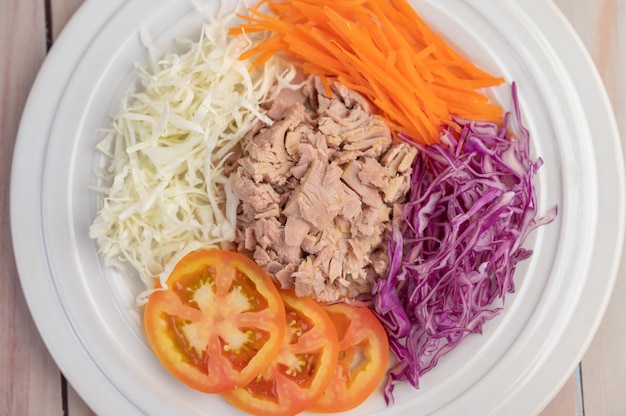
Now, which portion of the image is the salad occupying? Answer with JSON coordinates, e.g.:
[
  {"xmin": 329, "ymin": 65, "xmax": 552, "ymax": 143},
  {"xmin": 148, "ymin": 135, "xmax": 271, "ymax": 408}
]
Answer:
[{"xmin": 89, "ymin": 0, "xmax": 557, "ymax": 414}]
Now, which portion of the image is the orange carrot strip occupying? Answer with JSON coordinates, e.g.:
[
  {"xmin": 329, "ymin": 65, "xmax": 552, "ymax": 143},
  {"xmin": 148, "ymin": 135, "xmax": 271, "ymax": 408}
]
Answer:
[{"xmin": 232, "ymin": 0, "xmax": 505, "ymax": 144}]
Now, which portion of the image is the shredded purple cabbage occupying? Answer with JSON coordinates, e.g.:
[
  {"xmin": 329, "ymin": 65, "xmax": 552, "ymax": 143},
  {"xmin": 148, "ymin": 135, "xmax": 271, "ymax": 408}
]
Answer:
[{"xmin": 372, "ymin": 83, "xmax": 558, "ymax": 404}]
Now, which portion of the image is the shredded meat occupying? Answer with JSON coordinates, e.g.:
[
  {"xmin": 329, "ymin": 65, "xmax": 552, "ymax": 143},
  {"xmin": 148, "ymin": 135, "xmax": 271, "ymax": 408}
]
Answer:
[{"xmin": 230, "ymin": 76, "xmax": 417, "ymax": 302}]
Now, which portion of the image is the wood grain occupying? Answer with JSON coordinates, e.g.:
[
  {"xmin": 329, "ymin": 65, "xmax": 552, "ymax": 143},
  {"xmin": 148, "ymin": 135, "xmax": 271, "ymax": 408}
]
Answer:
[
  {"xmin": 0, "ymin": 0, "xmax": 63, "ymax": 415},
  {"xmin": 50, "ymin": 0, "xmax": 85, "ymax": 41},
  {"xmin": 541, "ymin": 373, "xmax": 581, "ymax": 416}
]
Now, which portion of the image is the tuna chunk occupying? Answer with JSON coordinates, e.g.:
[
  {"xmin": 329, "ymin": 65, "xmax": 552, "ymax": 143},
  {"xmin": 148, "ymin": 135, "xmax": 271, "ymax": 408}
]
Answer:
[
  {"xmin": 231, "ymin": 75, "xmax": 417, "ymax": 302},
  {"xmin": 341, "ymin": 161, "xmax": 383, "ymax": 208},
  {"xmin": 239, "ymin": 104, "xmax": 307, "ymax": 186},
  {"xmin": 284, "ymin": 216, "xmax": 310, "ymax": 247},
  {"xmin": 283, "ymin": 159, "xmax": 345, "ymax": 232},
  {"xmin": 230, "ymin": 169, "xmax": 280, "ymax": 222}
]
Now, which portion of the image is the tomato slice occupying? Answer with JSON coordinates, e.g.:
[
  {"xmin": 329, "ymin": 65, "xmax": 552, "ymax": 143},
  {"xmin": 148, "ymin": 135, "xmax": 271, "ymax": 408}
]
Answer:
[
  {"xmin": 143, "ymin": 249, "xmax": 286, "ymax": 394},
  {"xmin": 309, "ymin": 302, "xmax": 389, "ymax": 413},
  {"xmin": 222, "ymin": 290, "xmax": 339, "ymax": 416}
]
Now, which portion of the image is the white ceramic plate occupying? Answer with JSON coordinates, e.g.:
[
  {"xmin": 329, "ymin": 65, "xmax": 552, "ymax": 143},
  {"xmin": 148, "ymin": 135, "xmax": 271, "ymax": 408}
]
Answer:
[{"xmin": 11, "ymin": 0, "xmax": 624, "ymax": 415}]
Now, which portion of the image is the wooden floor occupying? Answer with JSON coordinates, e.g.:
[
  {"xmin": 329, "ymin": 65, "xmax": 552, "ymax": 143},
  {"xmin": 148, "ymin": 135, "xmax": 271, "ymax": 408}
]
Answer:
[{"xmin": 1, "ymin": 0, "xmax": 624, "ymax": 414}]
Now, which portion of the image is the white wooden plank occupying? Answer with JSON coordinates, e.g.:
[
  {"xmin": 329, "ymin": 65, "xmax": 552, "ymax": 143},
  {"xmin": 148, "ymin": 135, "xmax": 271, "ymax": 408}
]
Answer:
[
  {"xmin": 0, "ymin": 0, "xmax": 64, "ymax": 414},
  {"xmin": 51, "ymin": 0, "xmax": 86, "ymax": 41},
  {"xmin": 67, "ymin": 383, "xmax": 96, "ymax": 416},
  {"xmin": 540, "ymin": 373, "xmax": 580, "ymax": 416}
]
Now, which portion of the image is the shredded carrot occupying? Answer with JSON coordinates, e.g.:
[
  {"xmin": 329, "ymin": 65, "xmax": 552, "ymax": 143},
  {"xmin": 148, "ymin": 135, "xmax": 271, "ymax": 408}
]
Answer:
[{"xmin": 230, "ymin": 0, "xmax": 505, "ymax": 144}]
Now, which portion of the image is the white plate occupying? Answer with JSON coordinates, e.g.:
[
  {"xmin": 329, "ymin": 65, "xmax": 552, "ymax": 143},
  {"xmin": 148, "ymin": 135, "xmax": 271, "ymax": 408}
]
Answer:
[{"xmin": 11, "ymin": 0, "xmax": 625, "ymax": 415}]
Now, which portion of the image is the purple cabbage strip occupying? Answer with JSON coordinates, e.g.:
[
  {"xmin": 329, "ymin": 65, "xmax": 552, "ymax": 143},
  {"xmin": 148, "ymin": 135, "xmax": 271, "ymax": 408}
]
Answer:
[{"xmin": 372, "ymin": 83, "xmax": 558, "ymax": 404}]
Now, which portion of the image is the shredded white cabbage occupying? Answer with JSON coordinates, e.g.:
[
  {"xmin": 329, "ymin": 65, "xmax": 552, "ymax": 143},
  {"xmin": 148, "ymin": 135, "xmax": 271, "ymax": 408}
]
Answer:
[{"xmin": 89, "ymin": 16, "xmax": 299, "ymax": 302}]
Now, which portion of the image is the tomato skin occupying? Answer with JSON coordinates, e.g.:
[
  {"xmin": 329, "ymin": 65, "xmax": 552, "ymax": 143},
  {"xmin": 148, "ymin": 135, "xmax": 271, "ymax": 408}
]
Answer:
[
  {"xmin": 143, "ymin": 249, "xmax": 285, "ymax": 394},
  {"xmin": 222, "ymin": 290, "xmax": 339, "ymax": 416},
  {"xmin": 309, "ymin": 302, "xmax": 389, "ymax": 413}
]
